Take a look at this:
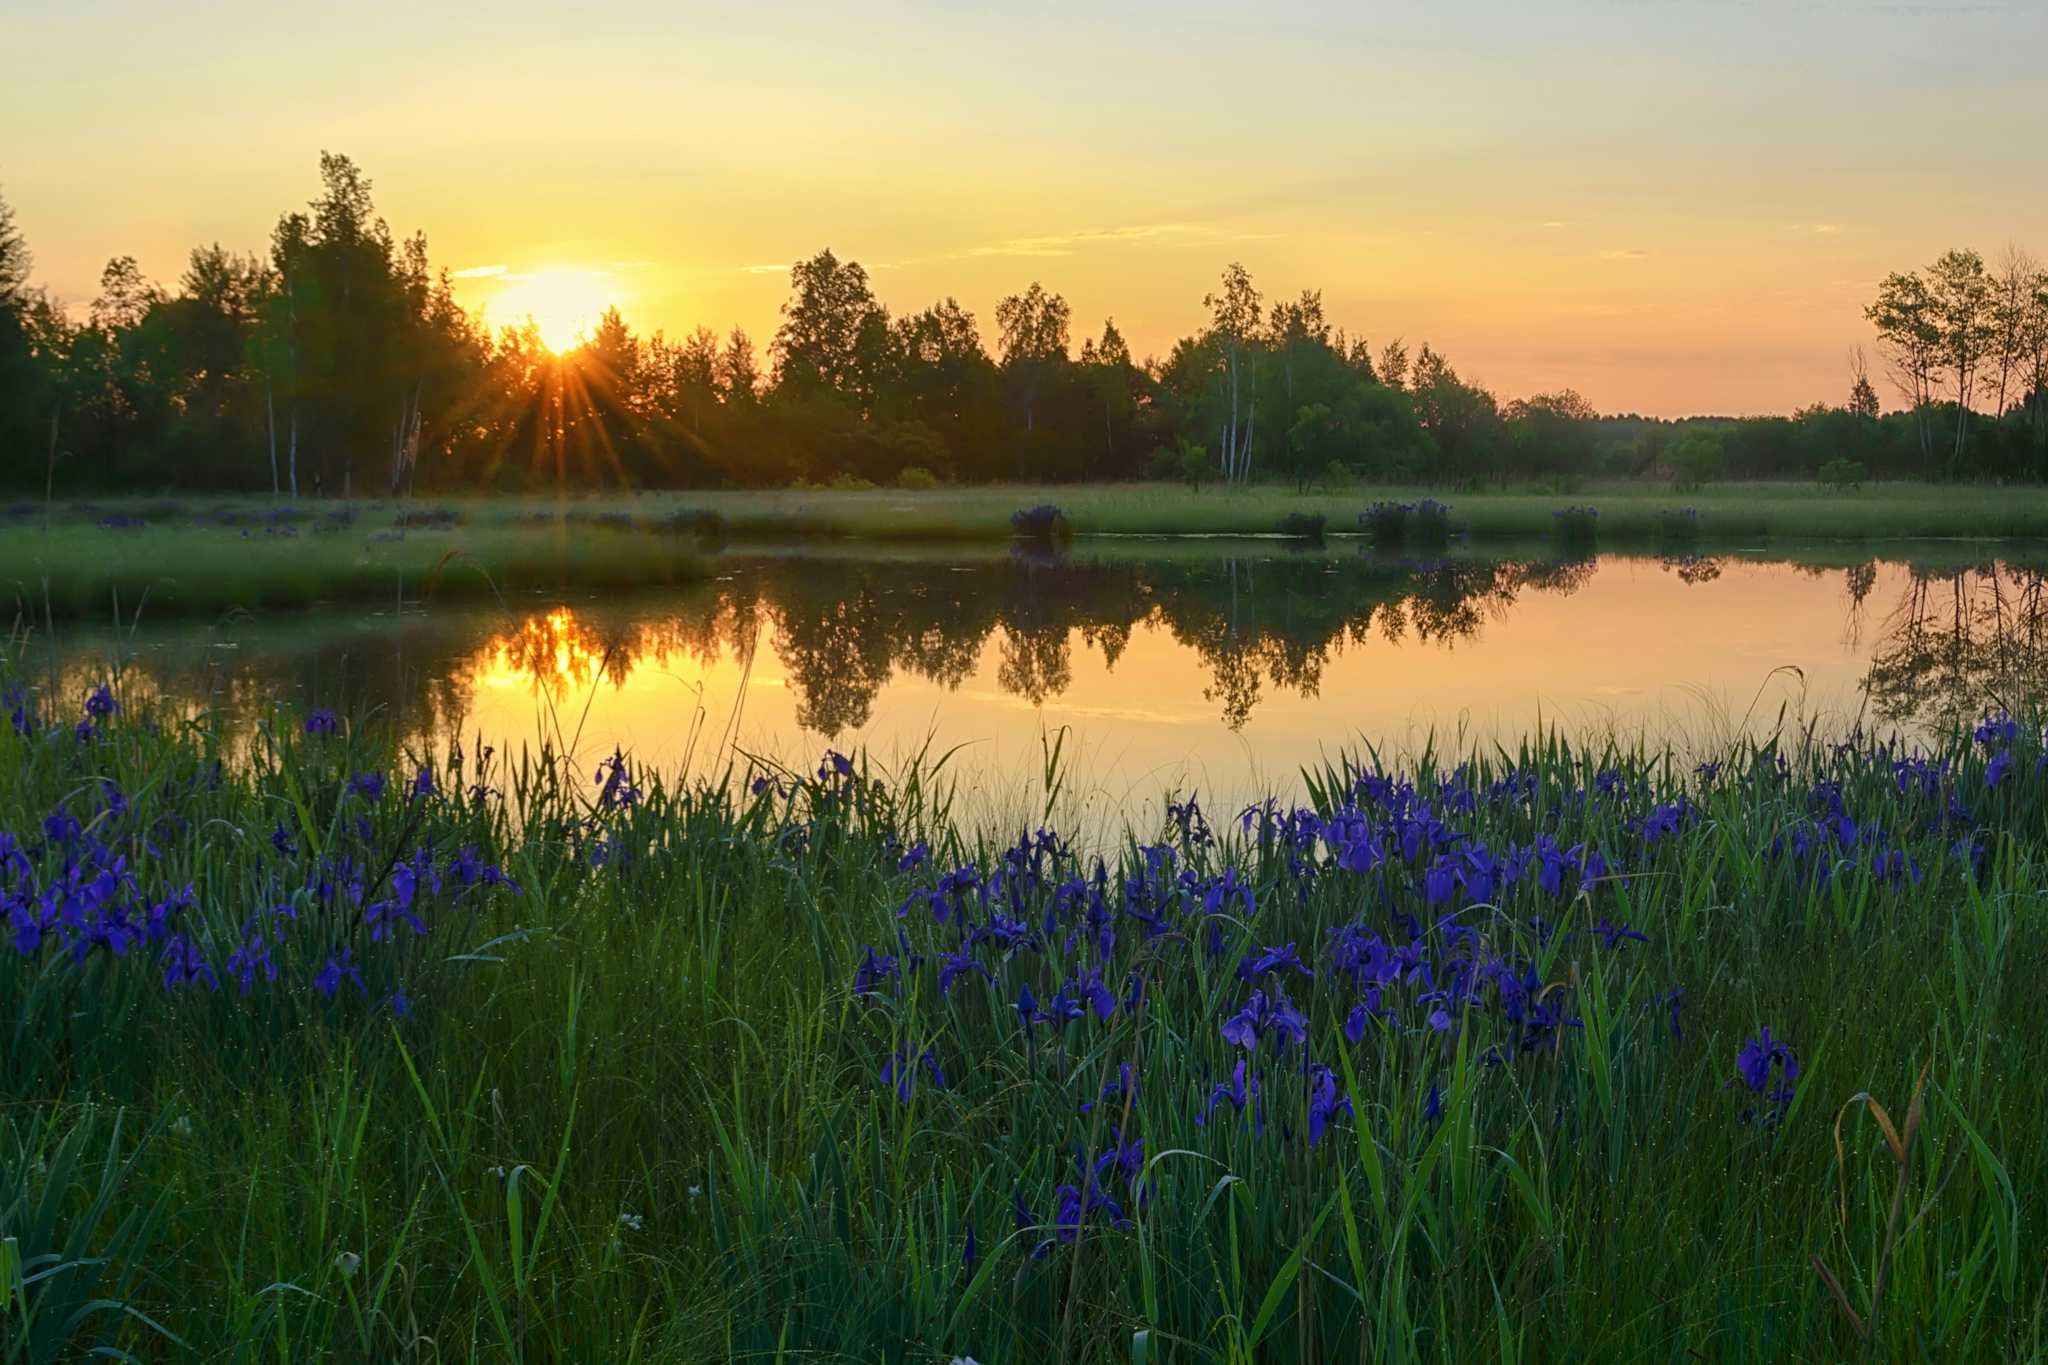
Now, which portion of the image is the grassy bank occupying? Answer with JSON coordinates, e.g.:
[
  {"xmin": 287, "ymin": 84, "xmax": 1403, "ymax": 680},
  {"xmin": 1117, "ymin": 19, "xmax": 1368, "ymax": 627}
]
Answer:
[
  {"xmin": 3, "ymin": 670, "xmax": 2043, "ymax": 1359},
  {"xmin": 6, "ymin": 480, "xmax": 2046, "ymax": 621},
  {"xmin": 0, "ymin": 518, "xmax": 708, "ymax": 621},
  {"xmin": 703, "ymin": 479, "xmax": 2048, "ymax": 543}
]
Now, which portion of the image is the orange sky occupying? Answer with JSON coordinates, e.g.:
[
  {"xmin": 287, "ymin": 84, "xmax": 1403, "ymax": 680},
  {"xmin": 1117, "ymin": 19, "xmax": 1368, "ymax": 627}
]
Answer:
[{"xmin": 5, "ymin": 1, "xmax": 2044, "ymax": 416}]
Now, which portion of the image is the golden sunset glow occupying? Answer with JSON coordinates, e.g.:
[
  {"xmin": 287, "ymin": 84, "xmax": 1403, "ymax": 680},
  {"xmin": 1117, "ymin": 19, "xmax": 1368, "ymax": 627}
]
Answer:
[
  {"xmin": 475, "ymin": 608, "xmax": 612, "ymax": 695},
  {"xmin": 481, "ymin": 268, "xmax": 615, "ymax": 353}
]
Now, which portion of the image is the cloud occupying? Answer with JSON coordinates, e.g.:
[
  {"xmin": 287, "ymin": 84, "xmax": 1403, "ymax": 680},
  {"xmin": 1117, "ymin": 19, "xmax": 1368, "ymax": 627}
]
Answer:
[
  {"xmin": 740, "ymin": 262, "xmax": 790, "ymax": 275},
  {"xmin": 1811, "ymin": 224, "xmax": 1843, "ymax": 235},
  {"xmin": 965, "ymin": 222, "xmax": 1250, "ymax": 259},
  {"xmin": 1541, "ymin": 220, "xmax": 1566, "ymax": 230},
  {"xmin": 451, "ymin": 264, "xmax": 507, "ymax": 279},
  {"xmin": 1600, "ymin": 248, "xmax": 1652, "ymax": 261}
]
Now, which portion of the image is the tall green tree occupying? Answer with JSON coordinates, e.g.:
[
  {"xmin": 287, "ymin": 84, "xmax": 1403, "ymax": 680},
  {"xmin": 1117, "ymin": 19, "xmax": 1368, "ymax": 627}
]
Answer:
[
  {"xmin": 771, "ymin": 249, "xmax": 887, "ymax": 407},
  {"xmin": 994, "ymin": 282, "xmax": 1069, "ymax": 436},
  {"xmin": 1203, "ymin": 263, "xmax": 1262, "ymax": 484}
]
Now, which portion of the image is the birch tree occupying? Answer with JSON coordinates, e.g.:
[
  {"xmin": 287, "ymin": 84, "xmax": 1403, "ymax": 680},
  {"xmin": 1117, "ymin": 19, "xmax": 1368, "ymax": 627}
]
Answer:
[
  {"xmin": 1925, "ymin": 248, "xmax": 1994, "ymax": 472},
  {"xmin": 1866, "ymin": 270, "xmax": 1943, "ymax": 473},
  {"xmin": 1203, "ymin": 263, "xmax": 1262, "ymax": 484}
]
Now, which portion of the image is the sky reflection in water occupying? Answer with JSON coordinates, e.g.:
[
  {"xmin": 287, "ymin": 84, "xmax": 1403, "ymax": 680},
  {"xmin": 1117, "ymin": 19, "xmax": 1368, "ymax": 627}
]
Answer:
[{"xmin": 25, "ymin": 548, "xmax": 2048, "ymax": 828}]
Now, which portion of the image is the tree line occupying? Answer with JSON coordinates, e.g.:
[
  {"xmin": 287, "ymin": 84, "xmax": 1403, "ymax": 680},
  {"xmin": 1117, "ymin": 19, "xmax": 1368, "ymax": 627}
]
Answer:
[{"xmin": 3, "ymin": 155, "xmax": 2046, "ymax": 496}]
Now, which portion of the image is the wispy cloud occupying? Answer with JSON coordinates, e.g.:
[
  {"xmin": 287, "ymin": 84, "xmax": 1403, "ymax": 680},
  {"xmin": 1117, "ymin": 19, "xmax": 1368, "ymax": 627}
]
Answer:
[
  {"xmin": 1810, "ymin": 223, "xmax": 1843, "ymax": 235},
  {"xmin": 1541, "ymin": 220, "xmax": 1566, "ymax": 230},
  {"xmin": 451, "ymin": 264, "xmax": 507, "ymax": 279},
  {"xmin": 964, "ymin": 222, "xmax": 1270, "ymax": 259},
  {"xmin": 740, "ymin": 262, "xmax": 790, "ymax": 275},
  {"xmin": 1600, "ymin": 248, "xmax": 1652, "ymax": 261}
]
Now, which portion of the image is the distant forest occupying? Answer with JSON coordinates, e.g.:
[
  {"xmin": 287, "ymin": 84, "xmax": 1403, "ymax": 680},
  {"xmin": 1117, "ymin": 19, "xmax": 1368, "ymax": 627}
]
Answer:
[{"xmin": 2, "ymin": 154, "xmax": 2045, "ymax": 496}]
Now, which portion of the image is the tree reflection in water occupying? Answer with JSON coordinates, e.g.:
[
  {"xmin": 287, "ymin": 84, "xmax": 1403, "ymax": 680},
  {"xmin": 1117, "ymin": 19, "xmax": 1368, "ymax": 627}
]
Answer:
[
  {"xmin": 25, "ymin": 549, "xmax": 2048, "ymax": 748},
  {"xmin": 1862, "ymin": 560, "xmax": 2048, "ymax": 731}
]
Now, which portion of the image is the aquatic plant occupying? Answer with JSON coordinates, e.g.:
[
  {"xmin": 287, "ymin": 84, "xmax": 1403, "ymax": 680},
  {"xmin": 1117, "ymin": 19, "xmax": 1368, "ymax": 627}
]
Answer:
[
  {"xmin": 1414, "ymin": 497, "xmax": 1453, "ymax": 545},
  {"xmin": 1009, "ymin": 503, "xmax": 1072, "ymax": 545},
  {"xmin": 1552, "ymin": 504, "xmax": 1600, "ymax": 548},
  {"xmin": 1276, "ymin": 510, "xmax": 1326, "ymax": 540}
]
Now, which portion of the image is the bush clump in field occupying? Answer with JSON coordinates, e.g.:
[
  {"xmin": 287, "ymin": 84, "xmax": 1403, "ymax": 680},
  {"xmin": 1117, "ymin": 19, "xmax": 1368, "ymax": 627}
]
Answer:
[
  {"xmin": 1552, "ymin": 504, "xmax": 1599, "ymax": 549},
  {"xmin": 1277, "ymin": 511, "xmax": 1326, "ymax": 541},
  {"xmin": 394, "ymin": 505, "xmax": 461, "ymax": 529},
  {"xmin": 1146, "ymin": 439, "xmax": 1211, "ymax": 492},
  {"xmin": 1668, "ymin": 430, "xmax": 1728, "ymax": 492},
  {"xmin": 1415, "ymin": 497, "xmax": 1453, "ymax": 546},
  {"xmin": 1820, "ymin": 457, "xmax": 1868, "ymax": 492},
  {"xmin": 1360, "ymin": 500, "xmax": 1415, "ymax": 546},
  {"xmin": 1658, "ymin": 506, "xmax": 1702, "ymax": 545},
  {"xmin": 896, "ymin": 466, "xmax": 942, "ymax": 490},
  {"xmin": 660, "ymin": 507, "xmax": 728, "ymax": 540},
  {"xmin": 1010, "ymin": 503, "xmax": 1072, "ymax": 546}
]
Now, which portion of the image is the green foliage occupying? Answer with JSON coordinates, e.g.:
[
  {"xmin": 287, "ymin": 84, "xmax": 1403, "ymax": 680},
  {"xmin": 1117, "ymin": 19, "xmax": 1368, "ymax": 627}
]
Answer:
[
  {"xmin": 1668, "ymin": 429, "xmax": 1729, "ymax": 491},
  {"xmin": 7, "ymin": 168, "xmax": 2047, "ymax": 497},
  {"xmin": 1820, "ymin": 457, "xmax": 1868, "ymax": 491},
  {"xmin": 2, "ymin": 1109, "xmax": 177, "ymax": 1363},
  {"xmin": 895, "ymin": 465, "xmax": 942, "ymax": 490}
]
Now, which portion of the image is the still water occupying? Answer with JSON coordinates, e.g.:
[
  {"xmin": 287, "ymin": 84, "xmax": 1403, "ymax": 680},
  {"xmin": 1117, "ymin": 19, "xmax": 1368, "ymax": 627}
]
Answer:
[{"xmin": 19, "ymin": 544, "xmax": 2048, "ymax": 825}]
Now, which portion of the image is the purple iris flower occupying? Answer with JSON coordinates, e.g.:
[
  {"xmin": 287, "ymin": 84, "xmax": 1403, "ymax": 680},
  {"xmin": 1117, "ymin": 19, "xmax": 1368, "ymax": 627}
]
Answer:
[
  {"xmin": 84, "ymin": 684, "xmax": 118, "ymax": 722},
  {"xmin": 1306, "ymin": 1064, "xmax": 1353, "ymax": 1147},
  {"xmin": 1592, "ymin": 917, "xmax": 1648, "ymax": 949},
  {"xmin": 937, "ymin": 946, "xmax": 990, "ymax": 998},
  {"xmin": 852, "ymin": 946, "xmax": 899, "ymax": 996},
  {"xmin": 314, "ymin": 947, "xmax": 364, "ymax": 998},
  {"xmin": 1239, "ymin": 941, "xmax": 1312, "ymax": 981},
  {"xmin": 1735, "ymin": 1026, "xmax": 1798, "ymax": 1095}
]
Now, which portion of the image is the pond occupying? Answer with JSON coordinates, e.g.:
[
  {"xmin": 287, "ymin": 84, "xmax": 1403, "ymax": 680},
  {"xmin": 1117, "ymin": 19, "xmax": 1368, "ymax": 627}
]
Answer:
[{"xmin": 14, "ymin": 542, "xmax": 2048, "ymax": 828}]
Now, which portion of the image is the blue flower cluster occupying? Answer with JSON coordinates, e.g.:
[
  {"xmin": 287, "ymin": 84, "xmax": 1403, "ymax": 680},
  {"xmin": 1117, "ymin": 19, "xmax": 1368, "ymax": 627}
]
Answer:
[{"xmin": 3, "ymin": 687, "xmax": 522, "ymax": 1024}]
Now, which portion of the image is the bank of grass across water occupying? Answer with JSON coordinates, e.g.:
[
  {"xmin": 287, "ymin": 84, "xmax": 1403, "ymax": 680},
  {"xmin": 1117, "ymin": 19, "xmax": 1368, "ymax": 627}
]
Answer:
[
  {"xmin": 7, "ymin": 479, "xmax": 2048, "ymax": 621},
  {"xmin": 2, "ymin": 666, "xmax": 2044, "ymax": 1360},
  {"xmin": 0, "ymin": 520, "xmax": 709, "ymax": 621}
]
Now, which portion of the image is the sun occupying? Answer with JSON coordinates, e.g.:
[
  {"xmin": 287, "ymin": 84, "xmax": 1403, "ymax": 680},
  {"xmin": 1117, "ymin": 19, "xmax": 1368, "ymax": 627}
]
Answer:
[{"xmin": 490, "ymin": 267, "xmax": 613, "ymax": 353}]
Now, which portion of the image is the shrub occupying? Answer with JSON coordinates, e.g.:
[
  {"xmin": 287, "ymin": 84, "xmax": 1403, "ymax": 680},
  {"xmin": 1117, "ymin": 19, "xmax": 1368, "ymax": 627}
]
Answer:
[
  {"xmin": 1552, "ymin": 504, "xmax": 1599, "ymax": 548},
  {"xmin": 1658, "ymin": 507, "xmax": 1702, "ymax": 544},
  {"xmin": 1668, "ymin": 431, "xmax": 1728, "ymax": 492},
  {"xmin": 1359, "ymin": 501, "xmax": 1414, "ymax": 547},
  {"xmin": 1010, "ymin": 504, "xmax": 1072, "ymax": 545},
  {"xmin": 1415, "ymin": 498, "xmax": 1453, "ymax": 546},
  {"xmin": 394, "ymin": 506, "xmax": 460, "ymax": 529},
  {"xmin": 1321, "ymin": 460, "xmax": 1354, "ymax": 492},
  {"xmin": 828, "ymin": 472, "xmax": 876, "ymax": 491},
  {"xmin": 660, "ymin": 507, "xmax": 727, "ymax": 539},
  {"xmin": 1819, "ymin": 457, "xmax": 1867, "ymax": 492},
  {"xmin": 896, "ymin": 466, "xmax": 942, "ymax": 491},
  {"xmin": 1277, "ymin": 511, "xmax": 1326, "ymax": 541}
]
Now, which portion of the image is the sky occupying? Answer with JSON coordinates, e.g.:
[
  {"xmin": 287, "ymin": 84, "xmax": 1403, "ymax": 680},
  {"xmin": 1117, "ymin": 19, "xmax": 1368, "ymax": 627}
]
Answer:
[{"xmin": 4, "ymin": 0, "xmax": 2044, "ymax": 416}]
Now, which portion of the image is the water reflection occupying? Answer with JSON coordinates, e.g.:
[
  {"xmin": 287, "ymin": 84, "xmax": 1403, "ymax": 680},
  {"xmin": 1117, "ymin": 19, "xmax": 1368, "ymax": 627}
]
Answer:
[
  {"xmin": 1863, "ymin": 561, "xmax": 2048, "ymax": 731},
  {"xmin": 18, "ymin": 548, "xmax": 2048, "ymax": 798}
]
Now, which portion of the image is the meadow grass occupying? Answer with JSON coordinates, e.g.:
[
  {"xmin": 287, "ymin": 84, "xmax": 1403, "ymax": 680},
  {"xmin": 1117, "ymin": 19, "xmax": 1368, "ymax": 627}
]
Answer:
[
  {"xmin": 2, "ymin": 669, "xmax": 2046, "ymax": 1361},
  {"xmin": 0, "ymin": 519, "xmax": 708, "ymax": 622},
  {"xmin": 8, "ymin": 480, "xmax": 2048, "ymax": 622}
]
